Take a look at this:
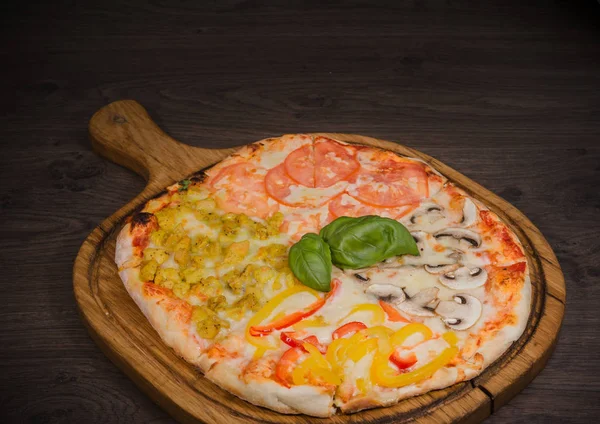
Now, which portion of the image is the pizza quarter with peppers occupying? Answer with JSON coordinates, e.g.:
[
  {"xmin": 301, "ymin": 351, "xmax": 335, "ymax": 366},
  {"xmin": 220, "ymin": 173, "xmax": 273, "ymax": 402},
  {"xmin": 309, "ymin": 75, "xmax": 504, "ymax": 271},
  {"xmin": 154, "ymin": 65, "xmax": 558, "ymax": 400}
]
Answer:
[{"xmin": 115, "ymin": 134, "xmax": 530, "ymax": 417}]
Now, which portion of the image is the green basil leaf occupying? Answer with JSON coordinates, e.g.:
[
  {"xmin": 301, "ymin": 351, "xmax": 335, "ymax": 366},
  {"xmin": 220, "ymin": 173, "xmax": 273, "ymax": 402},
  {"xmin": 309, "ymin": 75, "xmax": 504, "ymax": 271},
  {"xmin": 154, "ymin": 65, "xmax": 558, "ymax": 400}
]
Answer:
[
  {"xmin": 179, "ymin": 179, "xmax": 191, "ymax": 192},
  {"xmin": 320, "ymin": 215, "xmax": 418, "ymax": 269},
  {"xmin": 288, "ymin": 233, "xmax": 333, "ymax": 292}
]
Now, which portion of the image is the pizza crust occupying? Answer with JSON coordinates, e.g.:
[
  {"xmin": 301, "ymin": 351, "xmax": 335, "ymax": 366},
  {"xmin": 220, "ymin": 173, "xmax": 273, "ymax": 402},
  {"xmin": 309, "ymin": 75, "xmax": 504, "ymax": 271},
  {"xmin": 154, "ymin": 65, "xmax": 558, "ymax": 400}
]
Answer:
[
  {"xmin": 206, "ymin": 359, "xmax": 335, "ymax": 417},
  {"xmin": 117, "ymin": 258, "xmax": 208, "ymax": 368},
  {"xmin": 115, "ymin": 223, "xmax": 135, "ymax": 269},
  {"xmin": 337, "ymin": 359, "xmax": 460, "ymax": 413},
  {"xmin": 477, "ymin": 272, "xmax": 532, "ymax": 367}
]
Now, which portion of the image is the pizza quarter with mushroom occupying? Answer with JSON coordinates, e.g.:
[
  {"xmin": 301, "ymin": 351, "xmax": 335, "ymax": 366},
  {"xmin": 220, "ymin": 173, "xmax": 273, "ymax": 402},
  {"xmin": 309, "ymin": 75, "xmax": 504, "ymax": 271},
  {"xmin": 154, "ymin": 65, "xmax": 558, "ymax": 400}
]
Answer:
[{"xmin": 115, "ymin": 134, "xmax": 530, "ymax": 417}]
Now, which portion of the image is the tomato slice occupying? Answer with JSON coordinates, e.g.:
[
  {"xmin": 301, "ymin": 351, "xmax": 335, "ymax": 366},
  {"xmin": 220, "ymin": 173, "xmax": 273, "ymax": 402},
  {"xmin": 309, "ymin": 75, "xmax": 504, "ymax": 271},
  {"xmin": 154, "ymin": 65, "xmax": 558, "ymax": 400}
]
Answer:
[
  {"xmin": 284, "ymin": 144, "xmax": 315, "ymax": 187},
  {"xmin": 283, "ymin": 137, "xmax": 359, "ymax": 189},
  {"xmin": 279, "ymin": 212, "xmax": 324, "ymax": 241},
  {"xmin": 265, "ymin": 164, "xmax": 346, "ymax": 207},
  {"xmin": 265, "ymin": 164, "xmax": 306, "ymax": 207},
  {"xmin": 314, "ymin": 137, "xmax": 359, "ymax": 188},
  {"xmin": 329, "ymin": 193, "xmax": 415, "ymax": 220},
  {"xmin": 347, "ymin": 149, "xmax": 429, "ymax": 207},
  {"xmin": 209, "ymin": 163, "xmax": 278, "ymax": 219}
]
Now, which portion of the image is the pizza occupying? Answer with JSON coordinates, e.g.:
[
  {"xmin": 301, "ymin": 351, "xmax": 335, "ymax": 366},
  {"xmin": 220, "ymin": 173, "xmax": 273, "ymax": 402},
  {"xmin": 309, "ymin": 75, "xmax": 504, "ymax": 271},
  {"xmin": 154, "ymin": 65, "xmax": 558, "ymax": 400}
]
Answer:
[{"xmin": 115, "ymin": 134, "xmax": 530, "ymax": 417}]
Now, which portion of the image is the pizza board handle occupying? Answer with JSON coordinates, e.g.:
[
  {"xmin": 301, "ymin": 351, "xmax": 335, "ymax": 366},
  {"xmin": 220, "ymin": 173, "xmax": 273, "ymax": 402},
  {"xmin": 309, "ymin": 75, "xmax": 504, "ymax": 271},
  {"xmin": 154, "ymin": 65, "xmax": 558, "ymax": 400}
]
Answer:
[{"xmin": 89, "ymin": 100, "xmax": 236, "ymax": 188}]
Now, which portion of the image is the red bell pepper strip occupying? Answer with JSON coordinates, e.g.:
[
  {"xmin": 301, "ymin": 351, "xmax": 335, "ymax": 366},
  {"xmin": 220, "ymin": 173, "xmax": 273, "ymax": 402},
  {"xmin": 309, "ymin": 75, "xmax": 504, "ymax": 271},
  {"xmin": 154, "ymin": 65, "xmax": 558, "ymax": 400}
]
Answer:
[
  {"xmin": 379, "ymin": 300, "xmax": 411, "ymax": 323},
  {"xmin": 280, "ymin": 332, "xmax": 326, "ymax": 354},
  {"xmin": 332, "ymin": 321, "xmax": 367, "ymax": 340},
  {"xmin": 275, "ymin": 347, "xmax": 303, "ymax": 387},
  {"xmin": 250, "ymin": 279, "xmax": 341, "ymax": 336},
  {"xmin": 390, "ymin": 351, "xmax": 417, "ymax": 370}
]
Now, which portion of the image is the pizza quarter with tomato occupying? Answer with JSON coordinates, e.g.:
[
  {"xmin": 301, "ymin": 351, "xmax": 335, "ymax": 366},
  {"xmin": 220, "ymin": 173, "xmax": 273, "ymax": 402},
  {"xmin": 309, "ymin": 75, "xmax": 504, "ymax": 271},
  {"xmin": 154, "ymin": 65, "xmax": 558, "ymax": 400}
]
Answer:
[{"xmin": 115, "ymin": 134, "xmax": 530, "ymax": 417}]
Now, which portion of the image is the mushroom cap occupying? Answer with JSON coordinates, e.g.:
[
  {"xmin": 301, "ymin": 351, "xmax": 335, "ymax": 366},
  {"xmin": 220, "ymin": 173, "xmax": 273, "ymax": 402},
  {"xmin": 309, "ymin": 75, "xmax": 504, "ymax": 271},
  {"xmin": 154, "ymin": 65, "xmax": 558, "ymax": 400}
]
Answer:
[
  {"xmin": 396, "ymin": 287, "xmax": 439, "ymax": 317},
  {"xmin": 409, "ymin": 202, "xmax": 445, "ymax": 225},
  {"xmin": 353, "ymin": 272, "xmax": 370, "ymax": 282},
  {"xmin": 424, "ymin": 263, "xmax": 459, "ymax": 275},
  {"xmin": 410, "ymin": 231, "xmax": 428, "ymax": 254},
  {"xmin": 461, "ymin": 198, "xmax": 478, "ymax": 227},
  {"xmin": 365, "ymin": 284, "xmax": 406, "ymax": 304},
  {"xmin": 435, "ymin": 294, "xmax": 482, "ymax": 331},
  {"xmin": 434, "ymin": 228, "xmax": 482, "ymax": 248},
  {"xmin": 438, "ymin": 266, "xmax": 488, "ymax": 290},
  {"xmin": 410, "ymin": 230, "xmax": 428, "ymax": 243}
]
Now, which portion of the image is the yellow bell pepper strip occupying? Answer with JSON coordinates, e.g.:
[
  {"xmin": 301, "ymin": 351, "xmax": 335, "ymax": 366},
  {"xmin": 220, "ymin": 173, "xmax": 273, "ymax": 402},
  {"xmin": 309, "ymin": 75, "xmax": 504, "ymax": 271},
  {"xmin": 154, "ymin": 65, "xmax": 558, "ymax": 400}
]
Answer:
[
  {"xmin": 328, "ymin": 326, "xmax": 394, "ymax": 391},
  {"xmin": 245, "ymin": 285, "xmax": 318, "ymax": 351},
  {"xmin": 337, "ymin": 325, "xmax": 393, "ymax": 363},
  {"xmin": 442, "ymin": 331, "xmax": 458, "ymax": 346},
  {"xmin": 292, "ymin": 356, "xmax": 340, "ymax": 386},
  {"xmin": 359, "ymin": 325, "xmax": 394, "ymax": 353},
  {"xmin": 372, "ymin": 345, "xmax": 458, "ymax": 388},
  {"xmin": 371, "ymin": 325, "xmax": 459, "ymax": 388},
  {"xmin": 348, "ymin": 338, "xmax": 379, "ymax": 362},
  {"xmin": 325, "ymin": 337, "xmax": 351, "ymax": 374},
  {"xmin": 302, "ymin": 343, "xmax": 331, "ymax": 369},
  {"xmin": 387, "ymin": 323, "xmax": 431, "ymax": 370},
  {"xmin": 292, "ymin": 315, "xmax": 328, "ymax": 330},
  {"xmin": 389, "ymin": 323, "xmax": 433, "ymax": 350},
  {"xmin": 356, "ymin": 377, "xmax": 370, "ymax": 395},
  {"xmin": 328, "ymin": 325, "xmax": 394, "ymax": 374},
  {"xmin": 337, "ymin": 303, "xmax": 386, "ymax": 326},
  {"xmin": 250, "ymin": 279, "xmax": 340, "ymax": 337},
  {"xmin": 291, "ymin": 343, "xmax": 341, "ymax": 386},
  {"xmin": 253, "ymin": 347, "xmax": 267, "ymax": 359}
]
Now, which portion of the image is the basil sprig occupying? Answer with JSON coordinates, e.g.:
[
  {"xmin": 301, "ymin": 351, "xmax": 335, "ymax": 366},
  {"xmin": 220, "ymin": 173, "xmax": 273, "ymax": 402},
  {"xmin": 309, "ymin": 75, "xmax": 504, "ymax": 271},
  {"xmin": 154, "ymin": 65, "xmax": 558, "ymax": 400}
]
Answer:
[
  {"xmin": 178, "ymin": 179, "xmax": 191, "ymax": 192},
  {"xmin": 288, "ymin": 233, "xmax": 333, "ymax": 292},
  {"xmin": 288, "ymin": 216, "xmax": 419, "ymax": 291},
  {"xmin": 320, "ymin": 215, "xmax": 419, "ymax": 269}
]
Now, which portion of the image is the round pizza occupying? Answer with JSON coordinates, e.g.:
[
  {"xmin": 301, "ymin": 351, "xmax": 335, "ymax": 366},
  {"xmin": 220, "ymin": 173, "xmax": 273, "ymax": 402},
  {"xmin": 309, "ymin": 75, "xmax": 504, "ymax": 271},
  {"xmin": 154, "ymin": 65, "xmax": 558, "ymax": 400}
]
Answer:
[{"xmin": 115, "ymin": 134, "xmax": 530, "ymax": 417}]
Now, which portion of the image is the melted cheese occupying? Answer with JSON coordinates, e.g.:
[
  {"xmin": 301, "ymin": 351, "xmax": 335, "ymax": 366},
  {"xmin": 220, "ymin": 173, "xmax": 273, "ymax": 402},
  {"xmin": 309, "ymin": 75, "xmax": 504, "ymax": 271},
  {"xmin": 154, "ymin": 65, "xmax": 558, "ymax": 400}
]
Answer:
[{"xmin": 284, "ymin": 181, "xmax": 347, "ymax": 206}]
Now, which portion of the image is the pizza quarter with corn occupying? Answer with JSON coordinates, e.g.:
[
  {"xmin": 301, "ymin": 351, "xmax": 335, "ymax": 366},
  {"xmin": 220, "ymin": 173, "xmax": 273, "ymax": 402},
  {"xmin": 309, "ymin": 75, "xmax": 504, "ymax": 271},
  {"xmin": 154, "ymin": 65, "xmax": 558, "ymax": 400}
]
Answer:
[{"xmin": 115, "ymin": 134, "xmax": 530, "ymax": 417}]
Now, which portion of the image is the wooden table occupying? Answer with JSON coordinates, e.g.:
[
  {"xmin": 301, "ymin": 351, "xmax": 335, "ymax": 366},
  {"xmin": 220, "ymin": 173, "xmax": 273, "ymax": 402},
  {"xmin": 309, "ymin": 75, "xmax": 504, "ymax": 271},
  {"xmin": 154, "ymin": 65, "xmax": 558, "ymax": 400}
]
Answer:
[{"xmin": 1, "ymin": 1, "xmax": 599, "ymax": 423}]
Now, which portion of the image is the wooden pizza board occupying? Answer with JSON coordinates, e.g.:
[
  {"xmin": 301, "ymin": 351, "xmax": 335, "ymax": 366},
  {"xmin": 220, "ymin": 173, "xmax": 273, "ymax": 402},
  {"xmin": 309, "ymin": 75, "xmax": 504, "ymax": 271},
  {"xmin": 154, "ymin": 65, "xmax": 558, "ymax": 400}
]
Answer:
[{"xmin": 73, "ymin": 100, "xmax": 565, "ymax": 423}]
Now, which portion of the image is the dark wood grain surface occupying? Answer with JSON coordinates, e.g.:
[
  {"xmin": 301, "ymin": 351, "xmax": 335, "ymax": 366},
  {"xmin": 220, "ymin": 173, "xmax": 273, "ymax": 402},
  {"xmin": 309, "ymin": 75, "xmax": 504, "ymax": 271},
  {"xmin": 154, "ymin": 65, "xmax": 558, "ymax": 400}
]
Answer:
[{"xmin": 1, "ymin": 1, "xmax": 599, "ymax": 423}]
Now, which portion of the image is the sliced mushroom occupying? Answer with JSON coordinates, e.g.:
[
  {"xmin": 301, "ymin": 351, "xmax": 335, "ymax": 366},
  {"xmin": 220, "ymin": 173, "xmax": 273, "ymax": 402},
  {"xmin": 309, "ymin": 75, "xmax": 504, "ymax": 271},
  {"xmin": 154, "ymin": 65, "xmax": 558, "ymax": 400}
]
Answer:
[
  {"xmin": 438, "ymin": 266, "xmax": 488, "ymax": 290},
  {"xmin": 376, "ymin": 257, "xmax": 405, "ymax": 269},
  {"xmin": 447, "ymin": 250, "xmax": 463, "ymax": 262},
  {"xmin": 353, "ymin": 272, "xmax": 370, "ymax": 282},
  {"xmin": 410, "ymin": 231, "xmax": 428, "ymax": 253},
  {"xmin": 396, "ymin": 287, "xmax": 439, "ymax": 317},
  {"xmin": 424, "ymin": 263, "xmax": 459, "ymax": 275},
  {"xmin": 461, "ymin": 198, "xmax": 477, "ymax": 227},
  {"xmin": 409, "ymin": 203, "xmax": 445, "ymax": 225},
  {"xmin": 366, "ymin": 284, "xmax": 406, "ymax": 304},
  {"xmin": 435, "ymin": 294, "xmax": 482, "ymax": 330},
  {"xmin": 434, "ymin": 228, "xmax": 481, "ymax": 248}
]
